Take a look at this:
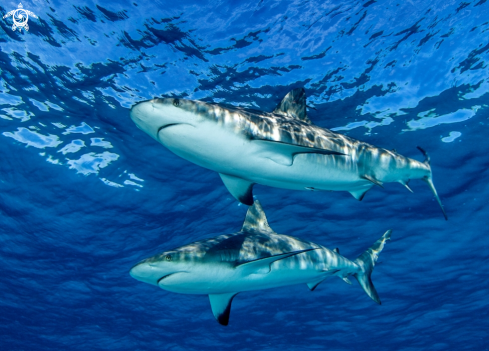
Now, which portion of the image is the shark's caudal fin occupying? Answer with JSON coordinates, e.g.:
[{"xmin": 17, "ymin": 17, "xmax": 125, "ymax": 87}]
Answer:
[
  {"xmin": 417, "ymin": 146, "xmax": 448, "ymax": 221},
  {"xmin": 353, "ymin": 230, "xmax": 392, "ymax": 305}
]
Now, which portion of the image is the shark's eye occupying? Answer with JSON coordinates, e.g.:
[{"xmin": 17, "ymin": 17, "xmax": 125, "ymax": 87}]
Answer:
[
  {"xmin": 173, "ymin": 99, "xmax": 180, "ymax": 107},
  {"xmin": 165, "ymin": 254, "xmax": 172, "ymax": 261}
]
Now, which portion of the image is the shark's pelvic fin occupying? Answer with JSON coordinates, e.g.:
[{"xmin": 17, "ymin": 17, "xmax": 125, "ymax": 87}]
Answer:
[
  {"xmin": 342, "ymin": 277, "xmax": 352, "ymax": 285},
  {"xmin": 252, "ymin": 139, "xmax": 345, "ymax": 166},
  {"xmin": 349, "ymin": 186, "xmax": 372, "ymax": 201},
  {"xmin": 399, "ymin": 180, "xmax": 413, "ymax": 193},
  {"xmin": 353, "ymin": 230, "xmax": 392, "ymax": 305},
  {"xmin": 362, "ymin": 175, "xmax": 384, "ymax": 188},
  {"xmin": 273, "ymin": 88, "xmax": 311, "ymax": 124},
  {"xmin": 237, "ymin": 249, "xmax": 317, "ymax": 275},
  {"xmin": 308, "ymin": 268, "xmax": 343, "ymax": 291},
  {"xmin": 307, "ymin": 278, "xmax": 326, "ymax": 291},
  {"xmin": 219, "ymin": 173, "xmax": 254, "ymax": 205},
  {"xmin": 241, "ymin": 200, "xmax": 274, "ymax": 233},
  {"xmin": 208, "ymin": 292, "xmax": 238, "ymax": 326}
]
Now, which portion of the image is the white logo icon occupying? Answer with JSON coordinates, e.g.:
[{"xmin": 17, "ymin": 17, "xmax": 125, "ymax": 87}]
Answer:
[{"xmin": 3, "ymin": 3, "xmax": 38, "ymax": 32}]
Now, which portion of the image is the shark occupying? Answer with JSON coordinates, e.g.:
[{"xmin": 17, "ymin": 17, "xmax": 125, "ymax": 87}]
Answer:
[
  {"xmin": 130, "ymin": 88, "xmax": 447, "ymax": 220},
  {"xmin": 130, "ymin": 200, "xmax": 392, "ymax": 326}
]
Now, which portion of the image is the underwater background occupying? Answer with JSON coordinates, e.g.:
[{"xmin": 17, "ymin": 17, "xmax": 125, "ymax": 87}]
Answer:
[{"xmin": 1, "ymin": 0, "xmax": 488, "ymax": 349}]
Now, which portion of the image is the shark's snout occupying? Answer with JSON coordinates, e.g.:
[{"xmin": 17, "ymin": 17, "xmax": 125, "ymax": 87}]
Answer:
[
  {"xmin": 130, "ymin": 261, "xmax": 162, "ymax": 286},
  {"xmin": 130, "ymin": 100, "xmax": 154, "ymax": 124},
  {"xmin": 129, "ymin": 100, "xmax": 163, "ymax": 140},
  {"xmin": 130, "ymin": 98, "xmax": 189, "ymax": 142}
]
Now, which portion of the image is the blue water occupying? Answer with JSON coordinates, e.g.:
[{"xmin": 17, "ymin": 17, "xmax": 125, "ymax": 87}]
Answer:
[{"xmin": 1, "ymin": 0, "xmax": 488, "ymax": 349}]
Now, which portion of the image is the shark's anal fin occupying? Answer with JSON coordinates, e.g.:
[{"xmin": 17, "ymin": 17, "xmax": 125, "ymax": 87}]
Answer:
[
  {"xmin": 209, "ymin": 292, "xmax": 238, "ymax": 326},
  {"xmin": 252, "ymin": 139, "xmax": 346, "ymax": 166},
  {"xmin": 219, "ymin": 173, "xmax": 254, "ymax": 205},
  {"xmin": 237, "ymin": 249, "xmax": 318, "ymax": 275},
  {"xmin": 349, "ymin": 187, "xmax": 372, "ymax": 201}
]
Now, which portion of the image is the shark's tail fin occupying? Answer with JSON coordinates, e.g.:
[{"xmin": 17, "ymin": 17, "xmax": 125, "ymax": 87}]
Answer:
[
  {"xmin": 417, "ymin": 146, "xmax": 448, "ymax": 221},
  {"xmin": 353, "ymin": 230, "xmax": 392, "ymax": 305}
]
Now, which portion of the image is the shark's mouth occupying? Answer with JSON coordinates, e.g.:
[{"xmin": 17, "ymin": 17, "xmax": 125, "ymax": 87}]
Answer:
[
  {"xmin": 157, "ymin": 123, "xmax": 195, "ymax": 134},
  {"xmin": 157, "ymin": 123, "xmax": 184, "ymax": 134},
  {"xmin": 157, "ymin": 272, "xmax": 187, "ymax": 285},
  {"xmin": 157, "ymin": 273, "xmax": 177, "ymax": 284},
  {"xmin": 156, "ymin": 123, "xmax": 196, "ymax": 142}
]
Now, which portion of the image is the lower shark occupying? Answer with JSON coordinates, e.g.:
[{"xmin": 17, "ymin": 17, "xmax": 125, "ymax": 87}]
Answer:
[
  {"xmin": 130, "ymin": 88, "xmax": 447, "ymax": 220},
  {"xmin": 130, "ymin": 201, "xmax": 392, "ymax": 325}
]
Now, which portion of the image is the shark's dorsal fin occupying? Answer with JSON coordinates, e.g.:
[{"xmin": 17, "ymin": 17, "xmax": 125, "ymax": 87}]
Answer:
[
  {"xmin": 209, "ymin": 292, "xmax": 238, "ymax": 326},
  {"xmin": 273, "ymin": 88, "xmax": 312, "ymax": 124},
  {"xmin": 241, "ymin": 200, "xmax": 274, "ymax": 233}
]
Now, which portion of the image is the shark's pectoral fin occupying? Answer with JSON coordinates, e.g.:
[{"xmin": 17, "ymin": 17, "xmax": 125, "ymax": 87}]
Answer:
[
  {"xmin": 209, "ymin": 292, "xmax": 238, "ymax": 326},
  {"xmin": 219, "ymin": 174, "xmax": 254, "ymax": 205},
  {"xmin": 252, "ymin": 139, "xmax": 346, "ymax": 166},
  {"xmin": 349, "ymin": 187, "xmax": 372, "ymax": 201},
  {"xmin": 237, "ymin": 249, "xmax": 318, "ymax": 275}
]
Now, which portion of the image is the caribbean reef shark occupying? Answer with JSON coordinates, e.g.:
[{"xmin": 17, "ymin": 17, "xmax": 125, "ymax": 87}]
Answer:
[
  {"xmin": 130, "ymin": 201, "xmax": 392, "ymax": 325},
  {"xmin": 130, "ymin": 88, "xmax": 447, "ymax": 219}
]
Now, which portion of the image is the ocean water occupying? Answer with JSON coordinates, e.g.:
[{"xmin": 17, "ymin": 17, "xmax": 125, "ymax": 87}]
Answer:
[{"xmin": 1, "ymin": 0, "xmax": 488, "ymax": 349}]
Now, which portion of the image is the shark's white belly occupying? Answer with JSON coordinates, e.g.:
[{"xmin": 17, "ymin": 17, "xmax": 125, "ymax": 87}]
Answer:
[
  {"xmin": 160, "ymin": 265, "xmax": 324, "ymax": 295},
  {"xmin": 159, "ymin": 257, "xmax": 359, "ymax": 295},
  {"xmin": 158, "ymin": 122, "xmax": 368, "ymax": 192}
]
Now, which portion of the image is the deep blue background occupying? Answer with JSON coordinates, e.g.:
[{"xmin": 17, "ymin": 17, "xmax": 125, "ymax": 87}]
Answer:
[{"xmin": 1, "ymin": 0, "xmax": 488, "ymax": 349}]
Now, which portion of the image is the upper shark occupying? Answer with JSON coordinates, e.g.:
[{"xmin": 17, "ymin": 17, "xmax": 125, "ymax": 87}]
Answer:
[
  {"xmin": 130, "ymin": 200, "xmax": 392, "ymax": 325},
  {"xmin": 130, "ymin": 88, "xmax": 447, "ymax": 219}
]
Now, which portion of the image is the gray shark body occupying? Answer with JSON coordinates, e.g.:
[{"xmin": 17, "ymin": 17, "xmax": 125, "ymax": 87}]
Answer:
[
  {"xmin": 130, "ymin": 201, "xmax": 392, "ymax": 325},
  {"xmin": 130, "ymin": 88, "xmax": 446, "ymax": 219}
]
